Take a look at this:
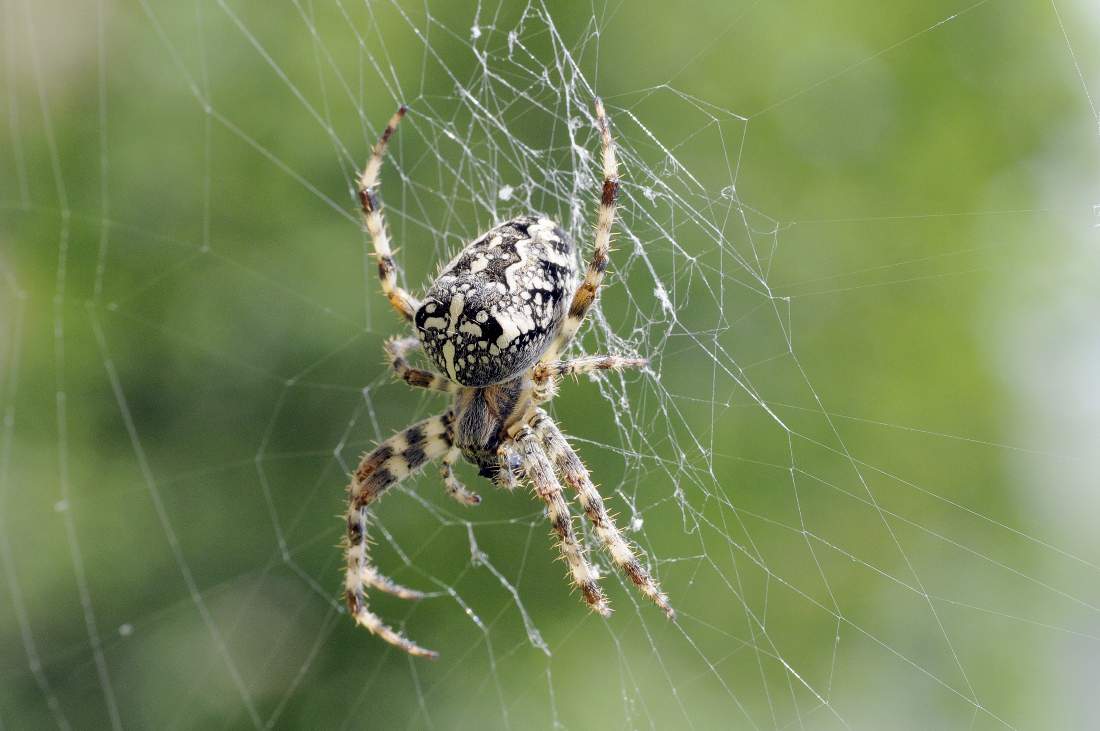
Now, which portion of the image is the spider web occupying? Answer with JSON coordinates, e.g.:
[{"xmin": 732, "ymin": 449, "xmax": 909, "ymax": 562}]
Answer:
[{"xmin": 2, "ymin": 0, "xmax": 1100, "ymax": 728}]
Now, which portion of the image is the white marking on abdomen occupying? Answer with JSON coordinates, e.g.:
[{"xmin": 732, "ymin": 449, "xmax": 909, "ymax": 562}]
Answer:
[
  {"xmin": 442, "ymin": 341, "xmax": 457, "ymax": 380},
  {"xmin": 503, "ymin": 239, "xmax": 533, "ymax": 292},
  {"xmin": 493, "ymin": 306, "xmax": 535, "ymax": 349},
  {"xmin": 446, "ymin": 294, "xmax": 465, "ymax": 336},
  {"xmin": 468, "ymin": 255, "xmax": 489, "ymax": 274},
  {"xmin": 422, "ymin": 317, "xmax": 447, "ymax": 330}
]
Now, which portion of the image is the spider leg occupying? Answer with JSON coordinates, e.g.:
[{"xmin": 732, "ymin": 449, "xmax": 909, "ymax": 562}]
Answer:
[
  {"xmin": 357, "ymin": 105, "xmax": 421, "ymax": 323},
  {"xmin": 531, "ymin": 410, "xmax": 675, "ymax": 619},
  {"xmin": 535, "ymin": 355, "xmax": 647, "ymax": 381},
  {"xmin": 494, "ymin": 445, "xmax": 522, "ymax": 491},
  {"xmin": 532, "ymin": 354, "xmax": 646, "ymax": 402},
  {"xmin": 544, "ymin": 98, "xmax": 618, "ymax": 361},
  {"xmin": 440, "ymin": 445, "xmax": 481, "ymax": 505},
  {"xmin": 345, "ymin": 413, "xmax": 453, "ymax": 659},
  {"xmin": 359, "ymin": 566, "xmax": 425, "ymax": 601},
  {"xmin": 507, "ymin": 428, "xmax": 611, "ymax": 616},
  {"xmin": 385, "ymin": 337, "xmax": 458, "ymax": 394}
]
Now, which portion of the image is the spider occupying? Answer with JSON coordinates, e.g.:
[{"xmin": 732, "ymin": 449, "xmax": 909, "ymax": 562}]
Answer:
[{"xmin": 345, "ymin": 99, "xmax": 673, "ymax": 658}]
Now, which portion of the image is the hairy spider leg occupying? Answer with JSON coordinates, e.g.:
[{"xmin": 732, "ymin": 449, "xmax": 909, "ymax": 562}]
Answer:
[
  {"xmin": 441, "ymin": 445, "xmax": 481, "ymax": 505},
  {"xmin": 385, "ymin": 336, "xmax": 458, "ymax": 394},
  {"xmin": 544, "ymin": 98, "xmax": 619, "ymax": 361},
  {"xmin": 344, "ymin": 413, "xmax": 454, "ymax": 659},
  {"xmin": 506, "ymin": 428, "xmax": 611, "ymax": 616},
  {"xmin": 357, "ymin": 105, "xmax": 421, "ymax": 323},
  {"xmin": 531, "ymin": 354, "xmax": 647, "ymax": 402},
  {"xmin": 531, "ymin": 410, "xmax": 675, "ymax": 619},
  {"xmin": 385, "ymin": 338, "xmax": 480, "ymax": 505}
]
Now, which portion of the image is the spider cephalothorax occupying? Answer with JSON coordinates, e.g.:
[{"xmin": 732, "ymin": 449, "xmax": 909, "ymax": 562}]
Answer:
[{"xmin": 345, "ymin": 100, "xmax": 673, "ymax": 658}]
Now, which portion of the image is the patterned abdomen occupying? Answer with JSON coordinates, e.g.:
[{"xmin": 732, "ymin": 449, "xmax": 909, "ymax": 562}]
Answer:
[{"xmin": 415, "ymin": 215, "xmax": 576, "ymax": 387}]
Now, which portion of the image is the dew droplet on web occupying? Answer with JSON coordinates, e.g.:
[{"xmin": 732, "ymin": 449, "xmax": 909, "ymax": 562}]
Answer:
[
  {"xmin": 526, "ymin": 626, "xmax": 550, "ymax": 656},
  {"xmin": 470, "ymin": 25, "xmax": 481, "ymax": 40},
  {"xmin": 118, "ymin": 623, "xmax": 133, "ymax": 637},
  {"xmin": 498, "ymin": 184, "xmax": 514, "ymax": 201},
  {"xmin": 630, "ymin": 516, "xmax": 644, "ymax": 532}
]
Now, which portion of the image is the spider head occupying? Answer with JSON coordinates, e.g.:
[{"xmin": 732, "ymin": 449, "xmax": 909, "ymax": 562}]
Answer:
[
  {"xmin": 476, "ymin": 461, "xmax": 499, "ymax": 480},
  {"xmin": 475, "ymin": 451, "xmax": 521, "ymax": 484}
]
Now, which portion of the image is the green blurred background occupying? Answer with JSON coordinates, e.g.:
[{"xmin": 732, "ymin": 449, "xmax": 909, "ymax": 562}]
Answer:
[{"xmin": 2, "ymin": 0, "xmax": 1099, "ymax": 728}]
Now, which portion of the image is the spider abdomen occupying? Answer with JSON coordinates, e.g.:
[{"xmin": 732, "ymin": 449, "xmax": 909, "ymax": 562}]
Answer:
[{"xmin": 415, "ymin": 215, "xmax": 576, "ymax": 387}]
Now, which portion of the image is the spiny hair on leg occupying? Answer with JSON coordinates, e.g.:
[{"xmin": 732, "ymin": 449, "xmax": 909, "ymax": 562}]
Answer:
[
  {"xmin": 344, "ymin": 413, "xmax": 452, "ymax": 658},
  {"xmin": 513, "ymin": 426, "xmax": 611, "ymax": 617},
  {"xmin": 530, "ymin": 410, "xmax": 675, "ymax": 619},
  {"xmin": 357, "ymin": 104, "xmax": 419, "ymax": 322}
]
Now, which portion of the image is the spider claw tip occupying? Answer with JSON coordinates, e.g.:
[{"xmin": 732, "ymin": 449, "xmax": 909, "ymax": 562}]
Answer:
[{"xmin": 406, "ymin": 642, "xmax": 440, "ymax": 660}]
